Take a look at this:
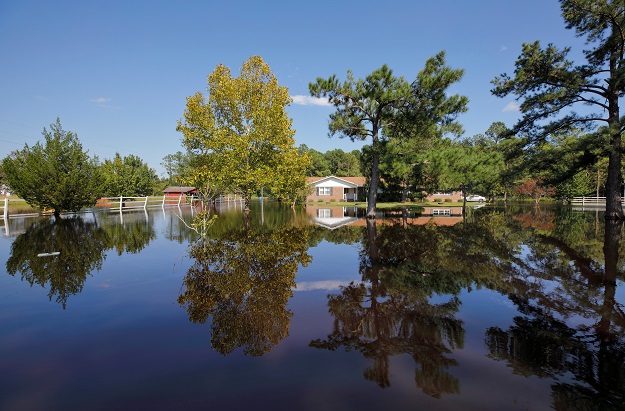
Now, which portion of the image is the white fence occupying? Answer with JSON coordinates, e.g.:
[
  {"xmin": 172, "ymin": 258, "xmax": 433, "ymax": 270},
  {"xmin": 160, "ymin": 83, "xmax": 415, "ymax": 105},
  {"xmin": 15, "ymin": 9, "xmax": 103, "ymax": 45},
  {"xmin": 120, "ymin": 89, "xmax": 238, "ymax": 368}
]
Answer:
[
  {"xmin": 1, "ymin": 197, "xmax": 7, "ymax": 220},
  {"xmin": 0, "ymin": 193, "xmax": 248, "ymax": 220},
  {"xmin": 570, "ymin": 196, "xmax": 625, "ymax": 208}
]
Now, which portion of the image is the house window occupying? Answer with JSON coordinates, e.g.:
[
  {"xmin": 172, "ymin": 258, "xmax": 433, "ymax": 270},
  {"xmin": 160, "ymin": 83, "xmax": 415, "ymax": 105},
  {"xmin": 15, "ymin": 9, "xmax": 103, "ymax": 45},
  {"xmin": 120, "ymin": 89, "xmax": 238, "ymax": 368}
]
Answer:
[
  {"xmin": 317, "ymin": 187, "xmax": 332, "ymax": 196},
  {"xmin": 317, "ymin": 209, "xmax": 332, "ymax": 218}
]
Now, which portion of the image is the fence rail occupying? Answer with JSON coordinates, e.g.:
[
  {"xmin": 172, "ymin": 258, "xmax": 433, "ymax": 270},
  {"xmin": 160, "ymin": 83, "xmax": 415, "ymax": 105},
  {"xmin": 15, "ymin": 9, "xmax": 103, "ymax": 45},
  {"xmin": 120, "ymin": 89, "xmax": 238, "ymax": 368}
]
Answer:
[
  {"xmin": 1, "ymin": 197, "xmax": 7, "ymax": 220},
  {"xmin": 1, "ymin": 193, "xmax": 246, "ymax": 220},
  {"xmin": 571, "ymin": 196, "xmax": 625, "ymax": 207}
]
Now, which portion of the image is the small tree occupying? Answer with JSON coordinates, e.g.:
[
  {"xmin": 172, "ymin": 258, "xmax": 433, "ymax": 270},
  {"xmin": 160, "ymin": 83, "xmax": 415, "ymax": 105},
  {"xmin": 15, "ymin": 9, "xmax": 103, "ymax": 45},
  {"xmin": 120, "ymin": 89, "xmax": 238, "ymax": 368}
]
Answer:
[
  {"xmin": 1, "ymin": 118, "xmax": 101, "ymax": 219},
  {"xmin": 100, "ymin": 153, "xmax": 159, "ymax": 196},
  {"xmin": 515, "ymin": 178, "xmax": 555, "ymax": 204}
]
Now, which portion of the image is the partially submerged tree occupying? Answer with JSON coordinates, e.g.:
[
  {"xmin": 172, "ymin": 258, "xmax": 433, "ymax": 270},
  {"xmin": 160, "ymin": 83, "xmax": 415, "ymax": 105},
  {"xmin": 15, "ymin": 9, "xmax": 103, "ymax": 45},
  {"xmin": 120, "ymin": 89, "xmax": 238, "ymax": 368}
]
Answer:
[
  {"xmin": 310, "ymin": 51, "xmax": 467, "ymax": 218},
  {"xmin": 492, "ymin": 0, "xmax": 625, "ymax": 219},
  {"xmin": 1, "ymin": 118, "xmax": 101, "ymax": 219},
  {"xmin": 100, "ymin": 153, "xmax": 158, "ymax": 197},
  {"xmin": 177, "ymin": 55, "xmax": 308, "ymax": 212}
]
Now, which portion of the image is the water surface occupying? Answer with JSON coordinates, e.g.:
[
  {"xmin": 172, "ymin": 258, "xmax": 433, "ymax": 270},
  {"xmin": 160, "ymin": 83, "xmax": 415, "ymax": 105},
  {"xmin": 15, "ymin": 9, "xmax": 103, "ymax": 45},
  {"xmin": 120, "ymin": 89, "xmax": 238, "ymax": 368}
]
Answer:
[{"xmin": 0, "ymin": 203, "xmax": 623, "ymax": 410}]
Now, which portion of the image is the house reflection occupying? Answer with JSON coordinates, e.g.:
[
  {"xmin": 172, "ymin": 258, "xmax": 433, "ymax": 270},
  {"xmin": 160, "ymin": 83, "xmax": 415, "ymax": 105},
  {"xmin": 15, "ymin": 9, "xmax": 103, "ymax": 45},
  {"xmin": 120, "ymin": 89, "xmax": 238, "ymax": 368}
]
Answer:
[
  {"xmin": 305, "ymin": 205, "xmax": 464, "ymax": 229},
  {"xmin": 305, "ymin": 205, "xmax": 362, "ymax": 229}
]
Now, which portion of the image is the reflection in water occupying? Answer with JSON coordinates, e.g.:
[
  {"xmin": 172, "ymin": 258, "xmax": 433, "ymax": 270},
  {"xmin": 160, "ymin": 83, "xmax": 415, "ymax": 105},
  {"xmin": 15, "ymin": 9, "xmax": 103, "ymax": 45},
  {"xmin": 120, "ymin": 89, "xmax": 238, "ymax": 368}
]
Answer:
[
  {"xmin": 485, "ymin": 215, "xmax": 625, "ymax": 410},
  {"xmin": 309, "ymin": 206, "xmax": 625, "ymax": 401},
  {"xmin": 310, "ymin": 218, "xmax": 516, "ymax": 397},
  {"xmin": 5, "ymin": 212, "xmax": 158, "ymax": 308},
  {"xmin": 6, "ymin": 217, "xmax": 109, "ymax": 308},
  {"xmin": 178, "ymin": 223, "xmax": 312, "ymax": 356},
  {"xmin": 2, "ymin": 204, "xmax": 625, "ymax": 408},
  {"xmin": 96, "ymin": 210, "xmax": 156, "ymax": 255}
]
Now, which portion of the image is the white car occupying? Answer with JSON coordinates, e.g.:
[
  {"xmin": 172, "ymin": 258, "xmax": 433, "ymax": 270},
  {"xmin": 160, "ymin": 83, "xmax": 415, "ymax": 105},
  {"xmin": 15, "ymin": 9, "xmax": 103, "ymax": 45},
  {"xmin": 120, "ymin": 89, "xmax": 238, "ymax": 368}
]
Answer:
[{"xmin": 466, "ymin": 195, "xmax": 486, "ymax": 202}]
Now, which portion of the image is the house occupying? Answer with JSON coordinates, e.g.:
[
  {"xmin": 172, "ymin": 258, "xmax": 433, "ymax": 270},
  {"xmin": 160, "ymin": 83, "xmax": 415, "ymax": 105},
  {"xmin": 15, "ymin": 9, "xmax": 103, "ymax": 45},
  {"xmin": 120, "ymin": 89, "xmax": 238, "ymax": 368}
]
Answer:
[
  {"xmin": 307, "ymin": 176, "xmax": 366, "ymax": 202},
  {"xmin": 163, "ymin": 186, "xmax": 198, "ymax": 197},
  {"xmin": 424, "ymin": 190, "xmax": 464, "ymax": 203},
  {"xmin": 0, "ymin": 184, "xmax": 11, "ymax": 196}
]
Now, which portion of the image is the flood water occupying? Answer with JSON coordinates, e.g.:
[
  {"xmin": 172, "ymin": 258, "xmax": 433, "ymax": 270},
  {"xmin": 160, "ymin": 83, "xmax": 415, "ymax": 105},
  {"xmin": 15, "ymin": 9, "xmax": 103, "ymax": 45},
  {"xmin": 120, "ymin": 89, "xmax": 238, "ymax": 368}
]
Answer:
[{"xmin": 0, "ymin": 202, "xmax": 623, "ymax": 410}]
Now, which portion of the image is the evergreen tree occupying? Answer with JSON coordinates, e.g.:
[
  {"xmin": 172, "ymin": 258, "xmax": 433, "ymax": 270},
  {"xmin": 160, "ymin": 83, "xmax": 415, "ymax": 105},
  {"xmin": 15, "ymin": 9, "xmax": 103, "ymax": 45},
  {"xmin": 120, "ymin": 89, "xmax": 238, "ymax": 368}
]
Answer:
[
  {"xmin": 492, "ymin": 0, "xmax": 625, "ymax": 218},
  {"xmin": 1, "ymin": 118, "xmax": 101, "ymax": 219}
]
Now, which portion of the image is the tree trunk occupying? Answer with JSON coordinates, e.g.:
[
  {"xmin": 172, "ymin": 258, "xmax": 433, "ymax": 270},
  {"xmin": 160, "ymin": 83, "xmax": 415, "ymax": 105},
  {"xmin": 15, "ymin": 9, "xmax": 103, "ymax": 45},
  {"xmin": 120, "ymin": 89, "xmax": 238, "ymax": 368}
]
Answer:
[
  {"xmin": 604, "ymin": 49, "xmax": 623, "ymax": 220},
  {"xmin": 244, "ymin": 193, "xmax": 251, "ymax": 212},
  {"xmin": 366, "ymin": 140, "xmax": 380, "ymax": 219},
  {"xmin": 604, "ymin": 130, "xmax": 623, "ymax": 219},
  {"xmin": 598, "ymin": 219, "xmax": 620, "ymax": 342},
  {"xmin": 401, "ymin": 179, "xmax": 408, "ymax": 203}
]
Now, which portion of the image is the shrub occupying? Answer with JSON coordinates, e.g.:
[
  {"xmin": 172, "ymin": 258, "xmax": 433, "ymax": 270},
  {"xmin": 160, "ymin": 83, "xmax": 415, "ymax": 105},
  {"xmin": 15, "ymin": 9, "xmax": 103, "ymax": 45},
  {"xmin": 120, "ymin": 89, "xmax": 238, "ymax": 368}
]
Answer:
[
  {"xmin": 433, "ymin": 198, "xmax": 442, "ymax": 202},
  {"xmin": 444, "ymin": 198, "xmax": 452, "ymax": 203},
  {"xmin": 330, "ymin": 199, "xmax": 336, "ymax": 203}
]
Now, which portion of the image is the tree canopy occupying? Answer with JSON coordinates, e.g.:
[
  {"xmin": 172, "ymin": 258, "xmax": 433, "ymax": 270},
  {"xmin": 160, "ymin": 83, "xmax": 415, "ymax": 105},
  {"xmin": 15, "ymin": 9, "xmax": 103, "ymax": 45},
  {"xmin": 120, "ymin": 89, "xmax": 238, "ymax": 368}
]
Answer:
[
  {"xmin": 491, "ymin": 0, "xmax": 625, "ymax": 218},
  {"xmin": 1, "ymin": 118, "xmax": 101, "ymax": 218},
  {"xmin": 310, "ymin": 51, "xmax": 467, "ymax": 217},
  {"xmin": 177, "ymin": 55, "xmax": 310, "ymax": 211},
  {"xmin": 100, "ymin": 153, "xmax": 159, "ymax": 197}
]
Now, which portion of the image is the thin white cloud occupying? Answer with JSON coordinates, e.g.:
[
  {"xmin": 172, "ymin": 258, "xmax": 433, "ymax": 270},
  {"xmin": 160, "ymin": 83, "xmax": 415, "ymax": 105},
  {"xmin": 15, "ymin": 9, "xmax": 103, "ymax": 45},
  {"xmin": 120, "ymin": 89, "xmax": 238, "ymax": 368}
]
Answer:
[
  {"xmin": 291, "ymin": 95, "xmax": 332, "ymax": 107},
  {"xmin": 90, "ymin": 97, "xmax": 111, "ymax": 104},
  {"xmin": 89, "ymin": 97, "xmax": 119, "ymax": 109},
  {"xmin": 502, "ymin": 101, "xmax": 520, "ymax": 112},
  {"xmin": 500, "ymin": 45, "xmax": 508, "ymax": 52}
]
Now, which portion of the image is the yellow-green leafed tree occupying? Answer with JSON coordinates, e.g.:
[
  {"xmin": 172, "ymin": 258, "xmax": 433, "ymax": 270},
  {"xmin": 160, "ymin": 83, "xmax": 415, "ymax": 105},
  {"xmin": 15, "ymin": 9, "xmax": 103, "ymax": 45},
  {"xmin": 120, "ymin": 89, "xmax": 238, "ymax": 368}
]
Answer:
[
  {"xmin": 273, "ymin": 148, "xmax": 312, "ymax": 208},
  {"xmin": 177, "ymin": 56, "xmax": 303, "ymax": 212}
]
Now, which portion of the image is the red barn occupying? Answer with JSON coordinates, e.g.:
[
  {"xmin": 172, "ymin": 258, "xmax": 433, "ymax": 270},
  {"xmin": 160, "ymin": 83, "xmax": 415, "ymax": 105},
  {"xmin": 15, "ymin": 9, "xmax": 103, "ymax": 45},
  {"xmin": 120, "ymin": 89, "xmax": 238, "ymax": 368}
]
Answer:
[{"xmin": 163, "ymin": 186, "xmax": 198, "ymax": 197}]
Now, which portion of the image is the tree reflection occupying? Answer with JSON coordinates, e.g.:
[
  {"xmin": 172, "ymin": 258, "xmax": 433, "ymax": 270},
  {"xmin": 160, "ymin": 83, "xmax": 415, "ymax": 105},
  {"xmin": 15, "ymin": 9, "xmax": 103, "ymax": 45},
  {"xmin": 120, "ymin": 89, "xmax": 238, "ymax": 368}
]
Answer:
[
  {"xmin": 6, "ymin": 217, "xmax": 109, "ymax": 308},
  {"xmin": 178, "ymin": 224, "xmax": 312, "ymax": 356},
  {"xmin": 97, "ymin": 211, "xmax": 156, "ymax": 255},
  {"xmin": 310, "ymin": 217, "xmax": 517, "ymax": 397},
  {"xmin": 485, "ymin": 218, "xmax": 625, "ymax": 410}
]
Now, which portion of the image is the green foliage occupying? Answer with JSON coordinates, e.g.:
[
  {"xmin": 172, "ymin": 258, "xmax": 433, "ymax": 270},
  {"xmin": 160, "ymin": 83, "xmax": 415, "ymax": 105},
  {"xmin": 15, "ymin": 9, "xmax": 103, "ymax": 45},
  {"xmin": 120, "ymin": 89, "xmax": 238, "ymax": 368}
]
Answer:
[
  {"xmin": 1, "ymin": 118, "xmax": 102, "ymax": 217},
  {"xmin": 301, "ymin": 145, "xmax": 331, "ymax": 176},
  {"xmin": 161, "ymin": 151, "xmax": 191, "ymax": 185},
  {"xmin": 177, "ymin": 56, "xmax": 308, "ymax": 210},
  {"xmin": 555, "ymin": 169, "xmax": 595, "ymax": 200},
  {"xmin": 100, "ymin": 153, "xmax": 159, "ymax": 197},
  {"xmin": 491, "ymin": 0, "xmax": 625, "ymax": 217},
  {"xmin": 310, "ymin": 52, "xmax": 467, "ymax": 217},
  {"xmin": 298, "ymin": 145, "xmax": 363, "ymax": 177},
  {"xmin": 425, "ymin": 138, "xmax": 503, "ymax": 197}
]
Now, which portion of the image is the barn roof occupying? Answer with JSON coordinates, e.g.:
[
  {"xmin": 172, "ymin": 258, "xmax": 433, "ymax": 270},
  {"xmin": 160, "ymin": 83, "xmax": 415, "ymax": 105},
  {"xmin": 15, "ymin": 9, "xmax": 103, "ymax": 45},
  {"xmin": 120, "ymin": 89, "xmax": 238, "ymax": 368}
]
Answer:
[{"xmin": 163, "ymin": 186, "xmax": 197, "ymax": 193}]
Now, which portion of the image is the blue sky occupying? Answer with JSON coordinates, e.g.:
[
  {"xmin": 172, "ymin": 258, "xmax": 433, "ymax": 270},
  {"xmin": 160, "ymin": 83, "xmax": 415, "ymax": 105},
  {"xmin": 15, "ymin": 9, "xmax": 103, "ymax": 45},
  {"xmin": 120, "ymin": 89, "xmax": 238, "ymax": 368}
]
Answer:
[{"xmin": 0, "ymin": 1, "xmax": 587, "ymax": 176}]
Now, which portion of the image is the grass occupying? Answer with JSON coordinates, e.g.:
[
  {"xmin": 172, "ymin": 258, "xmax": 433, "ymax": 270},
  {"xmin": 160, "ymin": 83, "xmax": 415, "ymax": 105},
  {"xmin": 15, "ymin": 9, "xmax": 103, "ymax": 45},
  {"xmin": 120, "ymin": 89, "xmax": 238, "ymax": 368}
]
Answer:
[
  {"xmin": 305, "ymin": 200, "xmax": 464, "ymax": 208},
  {"xmin": 2, "ymin": 196, "xmax": 39, "ymax": 214}
]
